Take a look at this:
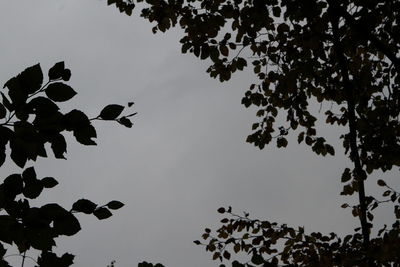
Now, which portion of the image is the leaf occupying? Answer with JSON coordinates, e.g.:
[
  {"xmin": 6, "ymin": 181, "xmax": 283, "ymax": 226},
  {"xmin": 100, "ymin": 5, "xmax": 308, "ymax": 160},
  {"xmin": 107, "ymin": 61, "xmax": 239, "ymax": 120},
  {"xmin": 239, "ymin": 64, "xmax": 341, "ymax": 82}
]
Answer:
[
  {"xmin": 272, "ymin": 6, "xmax": 281, "ymax": 17},
  {"xmin": 72, "ymin": 199, "xmax": 97, "ymax": 214},
  {"xmin": 118, "ymin": 117, "xmax": 133, "ymax": 128},
  {"xmin": 18, "ymin": 63, "xmax": 43, "ymax": 94},
  {"xmin": 62, "ymin": 69, "xmax": 71, "ymax": 81},
  {"xmin": 9, "ymin": 138, "xmax": 28, "ymax": 168},
  {"xmin": 93, "ymin": 207, "xmax": 112, "ymax": 220},
  {"xmin": 28, "ymin": 96, "xmax": 59, "ymax": 115},
  {"xmin": 377, "ymin": 179, "xmax": 386, "ymax": 186},
  {"xmin": 99, "ymin": 104, "xmax": 124, "ymax": 120},
  {"xmin": 277, "ymin": 137, "xmax": 288, "ymax": 148},
  {"xmin": 41, "ymin": 177, "xmax": 59, "ymax": 188},
  {"xmin": 220, "ymin": 45, "xmax": 229, "ymax": 57},
  {"xmin": 217, "ymin": 207, "xmax": 226, "ymax": 213},
  {"xmin": 223, "ymin": 250, "xmax": 231, "ymax": 260},
  {"xmin": 106, "ymin": 200, "xmax": 124, "ymax": 210},
  {"xmin": 251, "ymin": 254, "xmax": 264, "ymax": 265},
  {"xmin": 341, "ymin": 168, "xmax": 351, "ymax": 183},
  {"xmin": 63, "ymin": 109, "xmax": 90, "ymax": 131},
  {"xmin": 73, "ymin": 124, "xmax": 97, "ymax": 146},
  {"xmin": 48, "ymin": 62, "xmax": 65, "ymax": 80},
  {"xmin": 3, "ymin": 174, "xmax": 23, "ymax": 197},
  {"xmin": 50, "ymin": 134, "xmax": 67, "ymax": 159},
  {"xmin": 0, "ymin": 103, "xmax": 6, "ymax": 119},
  {"xmin": 23, "ymin": 180, "xmax": 43, "ymax": 199},
  {"xmin": 42, "ymin": 204, "xmax": 81, "ymax": 236},
  {"xmin": 45, "ymin": 82, "xmax": 77, "ymax": 102},
  {"xmin": 22, "ymin": 166, "xmax": 37, "ymax": 181},
  {"xmin": 5, "ymin": 77, "xmax": 28, "ymax": 107}
]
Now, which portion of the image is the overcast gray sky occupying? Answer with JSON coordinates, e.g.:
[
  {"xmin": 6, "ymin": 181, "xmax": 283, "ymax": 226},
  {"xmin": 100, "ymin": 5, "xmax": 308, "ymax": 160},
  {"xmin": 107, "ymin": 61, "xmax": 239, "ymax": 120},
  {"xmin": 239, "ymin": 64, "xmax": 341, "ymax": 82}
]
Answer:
[{"xmin": 0, "ymin": 1, "xmax": 398, "ymax": 267}]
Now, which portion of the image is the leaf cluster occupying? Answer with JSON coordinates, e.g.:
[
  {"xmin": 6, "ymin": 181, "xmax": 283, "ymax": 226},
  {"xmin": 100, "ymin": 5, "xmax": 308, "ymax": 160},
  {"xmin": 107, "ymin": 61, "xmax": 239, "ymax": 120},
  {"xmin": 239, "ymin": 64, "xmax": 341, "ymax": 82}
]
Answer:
[
  {"xmin": 109, "ymin": 0, "xmax": 400, "ymax": 173},
  {"xmin": 0, "ymin": 63, "xmax": 131, "ymax": 266},
  {"xmin": 194, "ymin": 207, "xmax": 400, "ymax": 267},
  {"xmin": 1, "ymin": 62, "xmax": 135, "ymax": 168}
]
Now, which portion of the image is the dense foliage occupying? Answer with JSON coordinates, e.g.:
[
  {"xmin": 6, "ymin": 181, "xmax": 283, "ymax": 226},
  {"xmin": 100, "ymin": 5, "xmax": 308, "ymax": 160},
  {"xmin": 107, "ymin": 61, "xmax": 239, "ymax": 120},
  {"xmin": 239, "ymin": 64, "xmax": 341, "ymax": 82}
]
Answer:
[
  {"xmin": 106, "ymin": 0, "xmax": 400, "ymax": 266},
  {"xmin": 0, "ymin": 62, "xmax": 135, "ymax": 266}
]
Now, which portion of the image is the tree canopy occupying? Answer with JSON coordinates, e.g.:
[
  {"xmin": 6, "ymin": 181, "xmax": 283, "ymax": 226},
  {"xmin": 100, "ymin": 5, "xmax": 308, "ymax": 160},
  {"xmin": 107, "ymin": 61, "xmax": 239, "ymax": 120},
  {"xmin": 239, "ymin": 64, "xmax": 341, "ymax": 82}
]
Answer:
[{"xmin": 106, "ymin": 0, "xmax": 400, "ymax": 266}]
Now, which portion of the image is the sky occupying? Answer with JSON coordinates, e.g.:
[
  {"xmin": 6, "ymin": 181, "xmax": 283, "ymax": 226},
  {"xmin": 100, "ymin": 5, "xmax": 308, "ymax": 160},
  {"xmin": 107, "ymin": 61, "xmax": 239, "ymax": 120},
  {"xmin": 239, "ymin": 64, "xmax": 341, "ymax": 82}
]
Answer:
[{"xmin": 0, "ymin": 1, "xmax": 398, "ymax": 267}]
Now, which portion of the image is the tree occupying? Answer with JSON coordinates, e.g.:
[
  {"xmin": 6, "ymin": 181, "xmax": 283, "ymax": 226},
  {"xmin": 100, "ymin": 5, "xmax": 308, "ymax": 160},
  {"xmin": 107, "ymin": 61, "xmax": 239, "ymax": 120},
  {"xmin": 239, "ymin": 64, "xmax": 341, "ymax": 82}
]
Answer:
[
  {"xmin": 0, "ymin": 62, "xmax": 135, "ymax": 266},
  {"xmin": 106, "ymin": 0, "xmax": 400, "ymax": 266}
]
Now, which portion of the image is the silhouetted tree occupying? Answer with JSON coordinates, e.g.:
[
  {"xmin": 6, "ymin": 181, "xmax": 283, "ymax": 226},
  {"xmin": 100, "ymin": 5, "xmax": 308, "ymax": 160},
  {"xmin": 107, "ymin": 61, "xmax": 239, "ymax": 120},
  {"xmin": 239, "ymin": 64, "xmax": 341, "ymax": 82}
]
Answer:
[
  {"xmin": 107, "ymin": 0, "xmax": 400, "ymax": 266},
  {"xmin": 0, "ymin": 62, "xmax": 135, "ymax": 266}
]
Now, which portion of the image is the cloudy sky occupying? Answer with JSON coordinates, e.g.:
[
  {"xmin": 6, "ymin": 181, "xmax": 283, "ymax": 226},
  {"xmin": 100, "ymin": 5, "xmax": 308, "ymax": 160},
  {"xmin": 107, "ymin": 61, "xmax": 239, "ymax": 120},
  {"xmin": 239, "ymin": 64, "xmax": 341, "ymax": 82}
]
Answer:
[{"xmin": 0, "ymin": 1, "xmax": 398, "ymax": 267}]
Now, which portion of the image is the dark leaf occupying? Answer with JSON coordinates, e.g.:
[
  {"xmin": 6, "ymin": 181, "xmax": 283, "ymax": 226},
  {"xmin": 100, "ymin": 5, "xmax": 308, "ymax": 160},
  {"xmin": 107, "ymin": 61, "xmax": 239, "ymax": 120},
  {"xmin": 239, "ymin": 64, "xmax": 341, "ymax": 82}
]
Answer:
[
  {"xmin": 93, "ymin": 207, "xmax": 112, "ymax": 220},
  {"xmin": 341, "ymin": 168, "xmax": 351, "ymax": 183},
  {"xmin": 41, "ymin": 177, "xmax": 58, "ymax": 188},
  {"xmin": 0, "ymin": 103, "xmax": 6, "ymax": 119},
  {"xmin": 45, "ymin": 82, "xmax": 77, "ymax": 102},
  {"xmin": 99, "ymin": 104, "xmax": 124, "ymax": 120},
  {"xmin": 377, "ymin": 179, "xmax": 386, "ymax": 186},
  {"xmin": 72, "ymin": 199, "xmax": 97, "ymax": 214},
  {"xmin": 18, "ymin": 63, "xmax": 43, "ymax": 94},
  {"xmin": 251, "ymin": 254, "xmax": 264, "ymax": 265},
  {"xmin": 22, "ymin": 166, "xmax": 37, "ymax": 181},
  {"xmin": 4, "ymin": 174, "xmax": 23, "ymax": 197},
  {"xmin": 50, "ymin": 134, "xmax": 67, "ymax": 159},
  {"xmin": 28, "ymin": 96, "xmax": 59, "ymax": 116},
  {"xmin": 53, "ymin": 211, "xmax": 81, "ymax": 236},
  {"xmin": 48, "ymin": 62, "xmax": 65, "ymax": 80},
  {"xmin": 63, "ymin": 109, "xmax": 90, "ymax": 131},
  {"xmin": 40, "ymin": 204, "xmax": 81, "ymax": 236},
  {"xmin": 5, "ymin": 77, "xmax": 28, "ymax": 107},
  {"xmin": 217, "ymin": 207, "xmax": 226, "ymax": 213},
  {"xmin": 9, "ymin": 141, "xmax": 28, "ymax": 168},
  {"xmin": 73, "ymin": 124, "xmax": 97, "ymax": 146},
  {"xmin": 106, "ymin": 200, "xmax": 124, "ymax": 210},
  {"xmin": 23, "ymin": 181, "xmax": 43, "ymax": 199},
  {"xmin": 118, "ymin": 117, "xmax": 133, "ymax": 128},
  {"xmin": 62, "ymin": 69, "xmax": 71, "ymax": 81}
]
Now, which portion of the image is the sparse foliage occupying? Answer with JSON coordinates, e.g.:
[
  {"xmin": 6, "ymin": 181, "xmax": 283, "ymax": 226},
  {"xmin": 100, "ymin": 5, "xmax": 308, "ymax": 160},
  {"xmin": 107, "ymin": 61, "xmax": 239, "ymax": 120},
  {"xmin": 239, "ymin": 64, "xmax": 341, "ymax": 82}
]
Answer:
[{"xmin": 106, "ymin": 0, "xmax": 400, "ymax": 266}]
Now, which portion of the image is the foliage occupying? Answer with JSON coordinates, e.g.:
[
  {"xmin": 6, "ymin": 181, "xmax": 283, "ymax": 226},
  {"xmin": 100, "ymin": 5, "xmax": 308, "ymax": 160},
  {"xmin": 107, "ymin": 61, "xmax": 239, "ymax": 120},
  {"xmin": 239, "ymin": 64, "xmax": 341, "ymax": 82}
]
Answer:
[
  {"xmin": 138, "ymin": 262, "xmax": 165, "ymax": 267},
  {"xmin": 106, "ymin": 0, "xmax": 400, "ymax": 266},
  {"xmin": 0, "ymin": 62, "xmax": 134, "ymax": 266}
]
